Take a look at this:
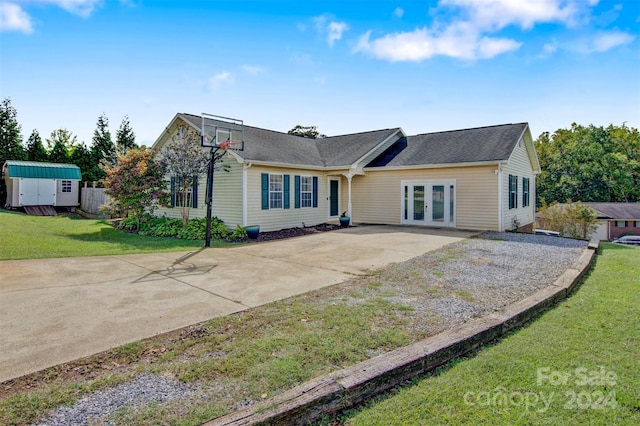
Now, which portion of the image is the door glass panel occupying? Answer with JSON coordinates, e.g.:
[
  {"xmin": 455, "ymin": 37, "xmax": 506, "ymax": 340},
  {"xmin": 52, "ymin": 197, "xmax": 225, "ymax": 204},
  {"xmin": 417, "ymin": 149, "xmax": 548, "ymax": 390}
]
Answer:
[
  {"xmin": 413, "ymin": 185, "xmax": 424, "ymax": 221},
  {"xmin": 404, "ymin": 186, "xmax": 408, "ymax": 221},
  {"xmin": 450, "ymin": 185, "xmax": 454, "ymax": 222},
  {"xmin": 432, "ymin": 185, "xmax": 444, "ymax": 222}
]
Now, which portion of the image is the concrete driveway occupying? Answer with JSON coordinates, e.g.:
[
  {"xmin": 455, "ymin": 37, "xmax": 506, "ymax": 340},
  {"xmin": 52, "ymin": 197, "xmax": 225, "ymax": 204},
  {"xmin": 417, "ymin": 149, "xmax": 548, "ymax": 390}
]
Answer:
[{"xmin": 0, "ymin": 225, "xmax": 475, "ymax": 383}]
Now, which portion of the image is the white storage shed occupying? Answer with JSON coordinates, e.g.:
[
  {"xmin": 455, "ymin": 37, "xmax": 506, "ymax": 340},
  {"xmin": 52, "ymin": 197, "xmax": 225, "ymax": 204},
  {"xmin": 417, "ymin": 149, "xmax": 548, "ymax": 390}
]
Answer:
[{"xmin": 3, "ymin": 161, "xmax": 82, "ymax": 209}]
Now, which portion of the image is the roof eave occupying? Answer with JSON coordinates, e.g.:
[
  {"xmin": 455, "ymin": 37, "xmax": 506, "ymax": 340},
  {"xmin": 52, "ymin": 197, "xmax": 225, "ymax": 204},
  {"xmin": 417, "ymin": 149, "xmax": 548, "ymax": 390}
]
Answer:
[{"xmin": 364, "ymin": 160, "xmax": 505, "ymax": 171}]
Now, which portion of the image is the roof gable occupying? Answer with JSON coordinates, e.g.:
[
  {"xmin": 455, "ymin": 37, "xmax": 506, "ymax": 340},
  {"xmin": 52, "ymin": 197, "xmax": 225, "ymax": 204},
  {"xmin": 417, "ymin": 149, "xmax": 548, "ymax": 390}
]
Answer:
[{"xmin": 3, "ymin": 161, "xmax": 82, "ymax": 180}]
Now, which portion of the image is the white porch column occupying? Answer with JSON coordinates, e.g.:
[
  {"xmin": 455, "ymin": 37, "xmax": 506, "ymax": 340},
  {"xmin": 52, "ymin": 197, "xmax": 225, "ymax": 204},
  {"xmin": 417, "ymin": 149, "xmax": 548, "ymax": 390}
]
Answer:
[{"xmin": 347, "ymin": 173, "xmax": 353, "ymax": 224}]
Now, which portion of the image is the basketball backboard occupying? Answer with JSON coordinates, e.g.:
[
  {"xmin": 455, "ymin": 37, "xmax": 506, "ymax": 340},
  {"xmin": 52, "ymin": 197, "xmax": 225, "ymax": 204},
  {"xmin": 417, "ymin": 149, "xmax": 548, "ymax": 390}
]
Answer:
[{"xmin": 201, "ymin": 113, "xmax": 244, "ymax": 151}]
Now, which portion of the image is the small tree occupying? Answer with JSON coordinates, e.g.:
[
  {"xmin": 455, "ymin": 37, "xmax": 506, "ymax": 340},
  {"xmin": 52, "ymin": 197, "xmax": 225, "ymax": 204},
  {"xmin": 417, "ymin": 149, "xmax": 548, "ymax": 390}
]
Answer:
[
  {"xmin": 25, "ymin": 129, "xmax": 48, "ymax": 162},
  {"xmin": 537, "ymin": 201, "xmax": 598, "ymax": 240},
  {"xmin": 115, "ymin": 115, "xmax": 137, "ymax": 155},
  {"xmin": 287, "ymin": 124, "xmax": 325, "ymax": 139},
  {"xmin": 159, "ymin": 125, "xmax": 211, "ymax": 227},
  {"xmin": 103, "ymin": 148, "xmax": 168, "ymax": 228}
]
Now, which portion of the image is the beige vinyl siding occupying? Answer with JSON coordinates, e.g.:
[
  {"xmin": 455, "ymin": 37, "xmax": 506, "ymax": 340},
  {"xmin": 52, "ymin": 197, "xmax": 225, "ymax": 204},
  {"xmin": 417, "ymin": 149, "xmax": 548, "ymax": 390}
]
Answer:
[
  {"xmin": 354, "ymin": 166, "xmax": 500, "ymax": 231},
  {"xmin": 246, "ymin": 165, "xmax": 329, "ymax": 232},
  {"xmin": 55, "ymin": 179, "xmax": 79, "ymax": 206},
  {"xmin": 155, "ymin": 153, "xmax": 243, "ymax": 228},
  {"xmin": 502, "ymin": 136, "xmax": 536, "ymax": 230}
]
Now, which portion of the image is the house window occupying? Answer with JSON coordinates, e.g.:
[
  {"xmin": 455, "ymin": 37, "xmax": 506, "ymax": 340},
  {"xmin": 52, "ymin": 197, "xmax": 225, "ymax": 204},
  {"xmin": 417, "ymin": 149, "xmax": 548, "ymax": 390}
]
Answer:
[
  {"xmin": 171, "ymin": 177, "xmax": 198, "ymax": 208},
  {"xmin": 508, "ymin": 174, "xmax": 518, "ymax": 209},
  {"xmin": 300, "ymin": 176, "xmax": 313, "ymax": 208},
  {"xmin": 61, "ymin": 180, "xmax": 72, "ymax": 193},
  {"xmin": 615, "ymin": 220, "xmax": 626, "ymax": 227},
  {"xmin": 269, "ymin": 174, "xmax": 283, "ymax": 209},
  {"xmin": 635, "ymin": 221, "xmax": 640, "ymax": 228},
  {"xmin": 522, "ymin": 177, "xmax": 530, "ymax": 207}
]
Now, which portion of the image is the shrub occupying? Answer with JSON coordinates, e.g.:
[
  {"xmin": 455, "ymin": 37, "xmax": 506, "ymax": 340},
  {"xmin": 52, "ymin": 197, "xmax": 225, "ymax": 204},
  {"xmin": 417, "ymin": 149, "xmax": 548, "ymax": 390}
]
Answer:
[{"xmin": 230, "ymin": 224, "xmax": 248, "ymax": 239}]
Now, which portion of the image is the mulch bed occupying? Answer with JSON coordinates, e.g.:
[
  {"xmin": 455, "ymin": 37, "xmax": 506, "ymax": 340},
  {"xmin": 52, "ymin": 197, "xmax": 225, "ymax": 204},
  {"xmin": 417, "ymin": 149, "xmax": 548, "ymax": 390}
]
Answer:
[{"xmin": 239, "ymin": 223, "xmax": 343, "ymax": 242}]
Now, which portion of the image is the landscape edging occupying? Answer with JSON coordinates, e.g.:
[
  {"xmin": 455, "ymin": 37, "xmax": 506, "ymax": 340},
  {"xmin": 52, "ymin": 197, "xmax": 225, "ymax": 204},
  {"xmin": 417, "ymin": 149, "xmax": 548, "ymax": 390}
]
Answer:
[{"xmin": 205, "ymin": 246, "xmax": 597, "ymax": 426}]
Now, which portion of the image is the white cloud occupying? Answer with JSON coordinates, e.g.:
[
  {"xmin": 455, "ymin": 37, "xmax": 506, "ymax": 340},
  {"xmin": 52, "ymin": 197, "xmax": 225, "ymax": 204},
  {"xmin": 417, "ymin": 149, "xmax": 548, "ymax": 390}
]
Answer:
[
  {"xmin": 393, "ymin": 7, "xmax": 404, "ymax": 18},
  {"xmin": 591, "ymin": 30, "xmax": 635, "ymax": 52},
  {"xmin": 355, "ymin": 23, "xmax": 521, "ymax": 61},
  {"xmin": 542, "ymin": 42, "xmax": 558, "ymax": 55},
  {"xmin": 13, "ymin": 0, "xmax": 102, "ymax": 18},
  {"xmin": 355, "ymin": 0, "xmax": 603, "ymax": 62},
  {"xmin": 0, "ymin": 3, "xmax": 33, "ymax": 33},
  {"xmin": 313, "ymin": 13, "xmax": 349, "ymax": 46},
  {"xmin": 327, "ymin": 21, "xmax": 348, "ymax": 46},
  {"xmin": 242, "ymin": 65, "xmax": 265, "ymax": 75},
  {"xmin": 209, "ymin": 72, "xmax": 234, "ymax": 90},
  {"xmin": 441, "ymin": 0, "xmax": 585, "ymax": 30}
]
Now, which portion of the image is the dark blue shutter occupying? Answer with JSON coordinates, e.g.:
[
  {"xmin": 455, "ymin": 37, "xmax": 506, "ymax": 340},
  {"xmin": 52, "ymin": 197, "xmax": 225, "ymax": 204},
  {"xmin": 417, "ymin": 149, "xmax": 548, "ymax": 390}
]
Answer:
[
  {"xmin": 294, "ymin": 175, "xmax": 301, "ymax": 208},
  {"xmin": 192, "ymin": 177, "xmax": 198, "ymax": 208},
  {"xmin": 283, "ymin": 175, "xmax": 290, "ymax": 209},
  {"xmin": 312, "ymin": 176, "xmax": 318, "ymax": 208},
  {"xmin": 261, "ymin": 173, "xmax": 269, "ymax": 210},
  {"xmin": 170, "ymin": 177, "xmax": 176, "ymax": 207}
]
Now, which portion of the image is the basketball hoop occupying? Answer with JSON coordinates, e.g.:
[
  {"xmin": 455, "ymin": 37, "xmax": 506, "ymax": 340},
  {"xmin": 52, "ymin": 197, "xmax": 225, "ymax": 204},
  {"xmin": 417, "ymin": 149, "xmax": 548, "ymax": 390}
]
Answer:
[{"xmin": 219, "ymin": 140, "xmax": 242, "ymax": 150}]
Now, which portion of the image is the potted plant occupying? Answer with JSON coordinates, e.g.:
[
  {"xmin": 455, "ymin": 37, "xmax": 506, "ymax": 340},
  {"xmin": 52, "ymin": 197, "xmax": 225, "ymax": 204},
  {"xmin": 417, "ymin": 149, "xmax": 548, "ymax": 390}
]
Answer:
[
  {"xmin": 339, "ymin": 211, "xmax": 350, "ymax": 228},
  {"xmin": 245, "ymin": 225, "xmax": 260, "ymax": 239}
]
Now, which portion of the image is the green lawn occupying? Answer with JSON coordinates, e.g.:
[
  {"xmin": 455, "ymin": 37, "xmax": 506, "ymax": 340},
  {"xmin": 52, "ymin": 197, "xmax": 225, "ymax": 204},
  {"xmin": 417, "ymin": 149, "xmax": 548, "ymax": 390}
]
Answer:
[
  {"xmin": 0, "ymin": 210, "xmax": 230, "ymax": 260},
  {"xmin": 345, "ymin": 243, "xmax": 640, "ymax": 425}
]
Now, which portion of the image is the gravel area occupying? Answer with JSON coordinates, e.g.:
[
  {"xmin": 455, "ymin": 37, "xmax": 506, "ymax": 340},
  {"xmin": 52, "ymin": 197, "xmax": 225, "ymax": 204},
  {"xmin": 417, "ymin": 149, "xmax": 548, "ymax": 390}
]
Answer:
[
  {"xmin": 26, "ymin": 231, "xmax": 588, "ymax": 425},
  {"xmin": 333, "ymin": 231, "xmax": 588, "ymax": 334},
  {"xmin": 35, "ymin": 374, "xmax": 197, "ymax": 426}
]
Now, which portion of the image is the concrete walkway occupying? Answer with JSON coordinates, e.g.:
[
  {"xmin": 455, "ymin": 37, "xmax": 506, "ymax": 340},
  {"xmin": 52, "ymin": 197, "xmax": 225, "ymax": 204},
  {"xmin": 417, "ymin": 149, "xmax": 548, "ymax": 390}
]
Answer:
[{"xmin": 0, "ymin": 226, "xmax": 475, "ymax": 383}]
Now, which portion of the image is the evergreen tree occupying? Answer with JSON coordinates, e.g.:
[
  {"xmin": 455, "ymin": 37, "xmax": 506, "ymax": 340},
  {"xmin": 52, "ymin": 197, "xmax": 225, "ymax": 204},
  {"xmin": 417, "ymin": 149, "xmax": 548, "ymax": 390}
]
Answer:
[
  {"xmin": 70, "ymin": 142, "xmax": 93, "ymax": 184},
  {"xmin": 25, "ymin": 129, "xmax": 48, "ymax": 162},
  {"xmin": 46, "ymin": 129, "xmax": 76, "ymax": 163},
  {"xmin": 89, "ymin": 113, "xmax": 116, "ymax": 184},
  {"xmin": 0, "ymin": 98, "xmax": 25, "ymax": 205},
  {"xmin": 115, "ymin": 115, "xmax": 137, "ymax": 155}
]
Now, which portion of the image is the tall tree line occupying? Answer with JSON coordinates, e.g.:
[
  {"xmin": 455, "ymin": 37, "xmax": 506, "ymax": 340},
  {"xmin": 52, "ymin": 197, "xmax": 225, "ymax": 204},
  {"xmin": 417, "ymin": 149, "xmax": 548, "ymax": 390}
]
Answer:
[
  {"xmin": 535, "ymin": 123, "xmax": 640, "ymax": 206},
  {"xmin": 0, "ymin": 98, "xmax": 138, "ymax": 204}
]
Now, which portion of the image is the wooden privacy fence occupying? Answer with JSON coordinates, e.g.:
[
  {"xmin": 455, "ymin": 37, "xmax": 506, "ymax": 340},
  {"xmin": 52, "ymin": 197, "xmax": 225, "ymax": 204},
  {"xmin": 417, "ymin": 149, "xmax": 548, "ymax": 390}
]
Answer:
[{"xmin": 80, "ymin": 185, "xmax": 111, "ymax": 216}]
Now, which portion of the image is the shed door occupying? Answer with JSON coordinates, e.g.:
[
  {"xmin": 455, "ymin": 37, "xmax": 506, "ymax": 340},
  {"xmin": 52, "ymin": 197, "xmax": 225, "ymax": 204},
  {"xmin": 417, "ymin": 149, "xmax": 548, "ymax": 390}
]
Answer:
[{"xmin": 19, "ymin": 178, "xmax": 56, "ymax": 206}]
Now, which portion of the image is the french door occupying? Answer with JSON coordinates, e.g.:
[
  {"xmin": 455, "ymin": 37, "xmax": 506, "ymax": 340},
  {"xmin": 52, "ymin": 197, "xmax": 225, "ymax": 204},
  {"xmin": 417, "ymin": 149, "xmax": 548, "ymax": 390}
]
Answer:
[{"xmin": 402, "ymin": 180, "xmax": 456, "ymax": 227}]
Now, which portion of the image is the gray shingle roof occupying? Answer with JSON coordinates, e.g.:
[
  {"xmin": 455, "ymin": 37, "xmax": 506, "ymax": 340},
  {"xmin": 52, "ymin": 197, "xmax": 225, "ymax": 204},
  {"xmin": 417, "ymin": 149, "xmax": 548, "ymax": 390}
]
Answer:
[
  {"xmin": 370, "ymin": 123, "xmax": 528, "ymax": 167},
  {"xmin": 179, "ymin": 113, "xmax": 401, "ymax": 168},
  {"xmin": 584, "ymin": 203, "xmax": 640, "ymax": 220}
]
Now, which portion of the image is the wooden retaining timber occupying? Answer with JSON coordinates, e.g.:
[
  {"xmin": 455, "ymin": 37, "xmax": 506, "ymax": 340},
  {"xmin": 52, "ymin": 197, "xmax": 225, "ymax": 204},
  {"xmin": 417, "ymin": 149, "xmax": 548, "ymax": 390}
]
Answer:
[{"xmin": 204, "ymin": 247, "xmax": 597, "ymax": 426}]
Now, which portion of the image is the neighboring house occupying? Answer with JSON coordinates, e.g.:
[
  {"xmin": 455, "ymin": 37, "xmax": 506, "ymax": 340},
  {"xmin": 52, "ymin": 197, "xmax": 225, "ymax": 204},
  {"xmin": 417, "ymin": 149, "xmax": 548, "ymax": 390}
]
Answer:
[
  {"xmin": 2, "ymin": 161, "xmax": 82, "ymax": 210},
  {"xmin": 583, "ymin": 203, "xmax": 640, "ymax": 241},
  {"xmin": 152, "ymin": 113, "xmax": 540, "ymax": 232}
]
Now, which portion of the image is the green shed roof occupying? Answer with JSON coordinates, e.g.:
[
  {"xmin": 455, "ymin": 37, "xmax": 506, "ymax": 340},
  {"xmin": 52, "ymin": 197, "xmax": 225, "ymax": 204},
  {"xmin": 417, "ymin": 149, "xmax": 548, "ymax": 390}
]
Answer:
[{"xmin": 4, "ymin": 161, "xmax": 82, "ymax": 180}]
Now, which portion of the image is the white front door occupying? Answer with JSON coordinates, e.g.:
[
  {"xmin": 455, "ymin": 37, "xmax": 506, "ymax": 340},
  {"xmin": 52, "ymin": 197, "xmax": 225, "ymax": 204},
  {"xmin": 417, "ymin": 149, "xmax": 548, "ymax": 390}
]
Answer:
[{"xmin": 402, "ymin": 180, "xmax": 456, "ymax": 227}]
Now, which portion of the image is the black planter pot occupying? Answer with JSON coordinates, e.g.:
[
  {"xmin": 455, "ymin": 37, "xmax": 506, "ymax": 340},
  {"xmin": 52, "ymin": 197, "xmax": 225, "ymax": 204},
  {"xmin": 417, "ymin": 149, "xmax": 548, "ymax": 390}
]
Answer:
[{"xmin": 246, "ymin": 225, "xmax": 260, "ymax": 239}]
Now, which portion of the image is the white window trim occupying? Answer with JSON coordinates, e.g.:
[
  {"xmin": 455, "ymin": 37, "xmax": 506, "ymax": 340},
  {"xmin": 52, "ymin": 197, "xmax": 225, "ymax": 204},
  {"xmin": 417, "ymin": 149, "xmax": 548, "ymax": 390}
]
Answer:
[
  {"xmin": 61, "ymin": 180, "xmax": 72, "ymax": 193},
  {"xmin": 269, "ymin": 174, "xmax": 283, "ymax": 210},
  {"xmin": 300, "ymin": 175, "xmax": 313, "ymax": 208}
]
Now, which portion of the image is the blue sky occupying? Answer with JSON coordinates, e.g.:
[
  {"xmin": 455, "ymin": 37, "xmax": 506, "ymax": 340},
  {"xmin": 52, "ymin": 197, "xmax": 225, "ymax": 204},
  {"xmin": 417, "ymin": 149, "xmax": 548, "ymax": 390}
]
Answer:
[{"xmin": 1, "ymin": 1, "xmax": 638, "ymax": 147}]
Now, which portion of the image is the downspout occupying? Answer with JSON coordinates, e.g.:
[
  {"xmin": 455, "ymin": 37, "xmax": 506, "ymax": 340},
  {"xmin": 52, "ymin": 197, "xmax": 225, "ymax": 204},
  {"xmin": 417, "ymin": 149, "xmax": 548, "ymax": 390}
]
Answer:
[
  {"xmin": 242, "ymin": 162, "xmax": 252, "ymax": 227},
  {"xmin": 497, "ymin": 164, "xmax": 504, "ymax": 232}
]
